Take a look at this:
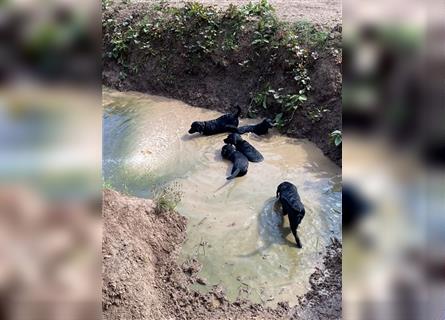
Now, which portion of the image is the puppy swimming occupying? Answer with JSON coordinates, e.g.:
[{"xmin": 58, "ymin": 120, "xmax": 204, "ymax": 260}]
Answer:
[
  {"xmin": 276, "ymin": 181, "xmax": 306, "ymax": 248},
  {"xmin": 237, "ymin": 118, "xmax": 274, "ymax": 135},
  {"xmin": 188, "ymin": 106, "xmax": 241, "ymax": 136},
  {"xmin": 223, "ymin": 133, "xmax": 264, "ymax": 162},
  {"xmin": 221, "ymin": 144, "xmax": 249, "ymax": 180}
]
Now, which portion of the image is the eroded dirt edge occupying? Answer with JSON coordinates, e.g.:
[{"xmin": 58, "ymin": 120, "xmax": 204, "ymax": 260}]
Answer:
[{"xmin": 102, "ymin": 189, "xmax": 341, "ymax": 319}]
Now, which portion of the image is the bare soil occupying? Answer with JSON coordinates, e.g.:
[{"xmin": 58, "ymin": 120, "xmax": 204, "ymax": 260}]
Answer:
[
  {"xmin": 138, "ymin": 0, "xmax": 342, "ymax": 27},
  {"xmin": 102, "ymin": 189, "xmax": 341, "ymax": 319}
]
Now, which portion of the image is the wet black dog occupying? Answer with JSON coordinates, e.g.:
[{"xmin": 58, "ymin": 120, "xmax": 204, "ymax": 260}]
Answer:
[
  {"xmin": 221, "ymin": 144, "xmax": 249, "ymax": 180},
  {"xmin": 188, "ymin": 106, "xmax": 241, "ymax": 135},
  {"xmin": 237, "ymin": 118, "xmax": 274, "ymax": 135},
  {"xmin": 223, "ymin": 133, "xmax": 264, "ymax": 162},
  {"xmin": 342, "ymin": 184, "xmax": 371, "ymax": 232},
  {"xmin": 276, "ymin": 182, "xmax": 305, "ymax": 248}
]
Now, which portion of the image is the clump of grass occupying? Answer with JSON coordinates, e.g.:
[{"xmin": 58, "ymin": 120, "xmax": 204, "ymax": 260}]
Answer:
[
  {"xmin": 307, "ymin": 106, "xmax": 330, "ymax": 123},
  {"xmin": 103, "ymin": 180, "xmax": 114, "ymax": 190},
  {"xmin": 153, "ymin": 181, "xmax": 183, "ymax": 213},
  {"xmin": 293, "ymin": 21, "xmax": 329, "ymax": 49}
]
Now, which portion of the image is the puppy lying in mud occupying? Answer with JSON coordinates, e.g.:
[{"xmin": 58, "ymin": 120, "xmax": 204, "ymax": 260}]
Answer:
[
  {"xmin": 237, "ymin": 118, "xmax": 274, "ymax": 135},
  {"xmin": 188, "ymin": 106, "xmax": 241, "ymax": 135},
  {"xmin": 221, "ymin": 144, "xmax": 249, "ymax": 180},
  {"xmin": 223, "ymin": 133, "xmax": 264, "ymax": 162},
  {"xmin": 276, "ymin": 182, "xmax": 306, "ymax": 248}
]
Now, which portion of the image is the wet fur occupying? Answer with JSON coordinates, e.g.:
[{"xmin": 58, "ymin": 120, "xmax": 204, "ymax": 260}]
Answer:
[
  {"xmin": 223, "ymin": 133, "xmax": 264, "ymax": 162},
  {"xmin": 276, "ymin": 182, "xmax": 305, "ymax": 248},
  {"xmin": 221, "ymin": 144, "xmax": 249, "ymax": 180},
  {"xmin": 237, "ymin": 118, "xmax": 274, "ymax": 135},
  {"xmin": 188, "ymin": 106, "xmax": 241, "ymax": 136}
]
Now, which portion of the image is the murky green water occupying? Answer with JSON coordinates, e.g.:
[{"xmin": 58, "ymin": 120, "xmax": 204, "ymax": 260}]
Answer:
[{"xmin": 103, "ymin": 88, "xmax": 341, "ymax": 306}]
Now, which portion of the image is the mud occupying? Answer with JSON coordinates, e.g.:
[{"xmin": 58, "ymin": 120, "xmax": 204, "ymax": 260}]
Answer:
[
  {"xmin": 102, "ymin": 189, "xmax": 341, "ymax": 319},
  {"xmin": 102, "ymin": 89, "xmax": 342, "ymax": 305},
  {"xmin": 102, "ymin": 2, "xmax": 342, "ymax": 166}
]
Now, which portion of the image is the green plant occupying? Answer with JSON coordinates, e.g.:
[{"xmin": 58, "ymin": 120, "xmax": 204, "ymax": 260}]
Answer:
[
  {"xmin": 250, "ymin": 86, "xmax": 272, "ymax": 109},
  {"xmin": 330, "ymin": 130, "xmax": 342, "ymax": 146},
  {"xmin": 273, "ymin": 113, "xmax": 285, "ymax": 129},
  {"xmin": 307, "ymin": 106, "xmax": 329, "ymax": 123},
  {"xmin": 153, "ymin": 182, "xmax": 183, "ymax": 213},
  {"xmin": 102, "ymin": 180, "xmax": 114, "ymax": 190},
  {"xmin": 294, "ymin": 21, "xmax": 329, "ymax": 49}
]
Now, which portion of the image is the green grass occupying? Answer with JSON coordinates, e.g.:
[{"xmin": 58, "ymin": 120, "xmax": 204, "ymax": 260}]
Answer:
[{"xmin": 153, "ymin": 182, "xmax": 183, "ymax": 213}]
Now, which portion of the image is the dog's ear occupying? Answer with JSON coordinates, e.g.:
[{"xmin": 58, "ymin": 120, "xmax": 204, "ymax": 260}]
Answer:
[{"xmin": 276, "ymin": 190, "xmax": 280, "ymax": 198}]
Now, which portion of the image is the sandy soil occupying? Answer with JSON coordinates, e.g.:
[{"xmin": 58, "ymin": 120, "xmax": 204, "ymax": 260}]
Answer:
[
  {"xmin": 102, "ymin": 189, "xmax": 341, "ymax": 319},
  {"xmin": 140, "ymin": 0, "xmax": 342, "ymax": 27}
]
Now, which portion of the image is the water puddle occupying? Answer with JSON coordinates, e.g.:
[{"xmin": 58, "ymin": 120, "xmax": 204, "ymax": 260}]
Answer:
[{"xmin": 103, "ymin": 88, "xmax": 341, "ymax": 306}]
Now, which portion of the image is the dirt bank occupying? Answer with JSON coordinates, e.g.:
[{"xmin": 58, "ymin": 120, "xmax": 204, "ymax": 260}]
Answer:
[
  {"xmin": 102, "ymin": 189, "xmax": 342, "ymax": 319},
  {"xmin": 102, "ymin": 1, "xmax": 342, "ymax": 165}
]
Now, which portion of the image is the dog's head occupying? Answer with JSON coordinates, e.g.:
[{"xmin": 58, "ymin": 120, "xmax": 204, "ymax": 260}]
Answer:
[
  {"xmin": 223, "ymin": 133, "xmax": 242, "ymax": 145},
  {"xmin": 221, "ymin": 144, "xmax": 236, "ymax": 158},
  {"xmin": 276, "ymin": 181, "xmax": 295, "ymax": 198},
  {"xmin": 188, "ymin": 121, "xmax": 204, "ymax": 134}
]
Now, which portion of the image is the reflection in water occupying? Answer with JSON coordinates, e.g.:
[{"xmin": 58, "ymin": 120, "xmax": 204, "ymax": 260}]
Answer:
[{"xmin": 103, "ymin": 88, "xmax": 342, "ymax": 306}]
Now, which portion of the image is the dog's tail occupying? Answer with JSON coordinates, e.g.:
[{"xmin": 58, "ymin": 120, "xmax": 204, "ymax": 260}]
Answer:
[
  {"xmin": 227, "ymin": 168, "xmax": 240, "ymax": 180},
  {"xmin": 236, "ymin": 126, "xmax": 247, "ymax": 134},
  {"xmin": 234, "ymin": 105, "xmax": 242, "ymax": 117},
  {"xmin": 226, "ymin": 125, "xmax": 238, "ymax": 133}
]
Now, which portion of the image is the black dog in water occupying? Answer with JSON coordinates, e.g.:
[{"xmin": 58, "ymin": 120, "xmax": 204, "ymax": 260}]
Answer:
[
  {"xmin": 276, "ymin": 182, "xmax": 305, "ymax": 248},
  {"xmin": 223, "ymin": 133, "xmax": 264, "ymax": 162},
  {"xmin": 237, "ymin": 118, "xmax": 274, "ymax": 135},
  {"xmin": 221, "ymin": 144, "xmax": 249, "ymax": 180},
  {"xmin": 188, "ymin": 106, "xmax": 241, "ymax": 135}
]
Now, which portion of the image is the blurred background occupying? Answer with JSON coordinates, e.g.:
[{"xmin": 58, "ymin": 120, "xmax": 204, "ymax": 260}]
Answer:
[
  {"xmin": 0, "ymin": 0, "xmax": 101, "ymax": 319},
  {"xmin": 1, "ymin": 0, "xmax": 445, "ymax": 318},
  {"xmin": 343, "ymin": 0, "xmax": 445, "ymax": 319}
]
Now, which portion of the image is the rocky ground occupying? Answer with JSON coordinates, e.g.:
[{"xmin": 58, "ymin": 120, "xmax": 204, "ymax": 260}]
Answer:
[{"xmin": 102, "ymin": 189, "xmax": 341, "ymax": 319}]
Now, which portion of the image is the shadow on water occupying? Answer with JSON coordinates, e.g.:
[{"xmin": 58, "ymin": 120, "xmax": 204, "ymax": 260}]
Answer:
[{"xmin": 238, "ymin": 197, "xmax": 297, "ymax": 258}]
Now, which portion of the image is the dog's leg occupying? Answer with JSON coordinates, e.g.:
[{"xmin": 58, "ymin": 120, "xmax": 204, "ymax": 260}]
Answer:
[
  {"xmin": 227, "ymin": 167, "xmax": 240, "ymax": 180},
  {"xmin": 289, "ymin": 218, "xmax": 302, "ymax": 248}
]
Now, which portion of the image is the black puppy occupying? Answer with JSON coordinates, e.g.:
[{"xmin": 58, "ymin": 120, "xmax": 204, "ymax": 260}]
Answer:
[
  {"xmin": 188, "ymin": 106, "xmax": 241, "ymax": 135},
  {"xmin": 276, "ymin": 182, "xmax": 305, "ymax": 248},
  {"xmin": 342, "ymin": 185, "xmax": 371, "ymax": 232},
  {"xmin": 221, "ymin": 144, "xmax": 249, "ymax": 180},
  {"xmin": 237, "ymin": 118, "xmax": 274, "ymax": 135},
  {"xmin": 223, "ymin": 133, "xmax": 264, "ymax": 162}
]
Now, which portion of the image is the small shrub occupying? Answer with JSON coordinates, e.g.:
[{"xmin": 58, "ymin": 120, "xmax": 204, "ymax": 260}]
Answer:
[
  {"xmin": 307, "ymin": 106, "xmax": 329, "ymax": 123},
  {"xmin": 294, "ymin": 21, "xmax": 329, "ymax": 49},
  {"xmin": 330, "ymin": 130, "xmax": 342, "ymax": 147},
  {"xmin": 153, "ymin": 182, "xmax": 183, "ymax": 213},
  {"xmin": 273, "ymin": 112, "xmax": 285, "ymax": 129},
  {"xmin": 103, "ymin": 180, "xmax": 114, "ymax": 190}
]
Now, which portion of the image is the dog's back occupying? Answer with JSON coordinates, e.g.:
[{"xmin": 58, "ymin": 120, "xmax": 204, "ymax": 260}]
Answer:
[
  {"xmin": 204, "ymin": 107, "xmax": 241, "ymax": 134},
  {"xmin": 277, "ymin": 182, "xmax": 305, "ymax": 247},
  {"xmin": 237, "ymin": 118, "xmax": 273, "ymax": 135},
  {"xmin": 277, "ymin": 182, "xmax": 305, "ymax": 217}
]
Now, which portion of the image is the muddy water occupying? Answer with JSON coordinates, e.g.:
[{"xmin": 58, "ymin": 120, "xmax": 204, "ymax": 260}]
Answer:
[{"xmin": 103, "ymin": 88, "xmax": 341, "ymax": 306}]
